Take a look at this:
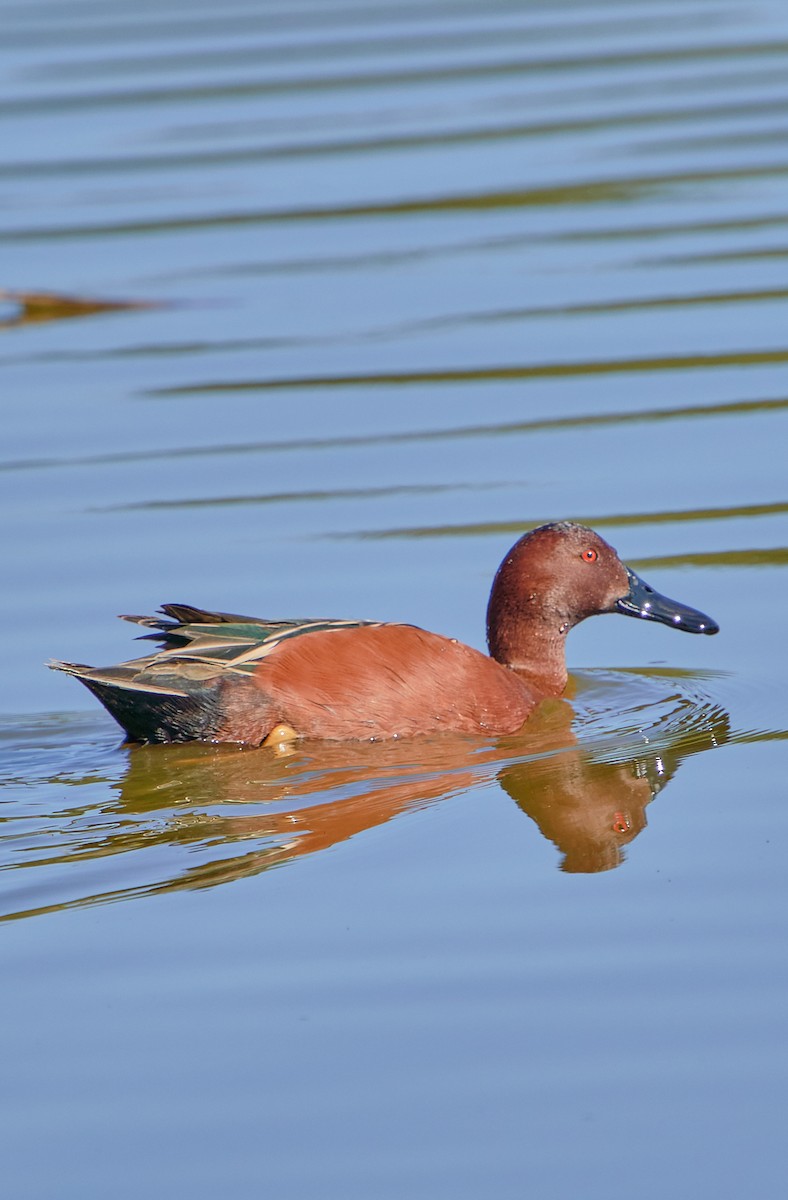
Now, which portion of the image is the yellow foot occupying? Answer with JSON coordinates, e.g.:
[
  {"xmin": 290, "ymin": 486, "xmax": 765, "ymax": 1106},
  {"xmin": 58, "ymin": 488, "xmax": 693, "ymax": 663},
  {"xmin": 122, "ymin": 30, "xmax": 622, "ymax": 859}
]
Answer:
[{"xmin": 262, "ymin": 723, "xmax": 300, "ymax": 751}]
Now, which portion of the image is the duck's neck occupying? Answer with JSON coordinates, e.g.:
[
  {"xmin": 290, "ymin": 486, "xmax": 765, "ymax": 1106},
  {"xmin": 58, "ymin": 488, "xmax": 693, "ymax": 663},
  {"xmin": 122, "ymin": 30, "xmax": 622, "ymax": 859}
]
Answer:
[{"xmin": 486, "ymin": 573, "xmax": 570, "ymax": 696}]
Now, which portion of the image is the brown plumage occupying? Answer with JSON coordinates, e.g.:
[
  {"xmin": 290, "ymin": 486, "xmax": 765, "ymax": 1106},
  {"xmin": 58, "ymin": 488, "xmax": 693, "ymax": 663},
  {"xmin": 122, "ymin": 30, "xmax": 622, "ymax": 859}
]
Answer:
[
  {"xmin": 218, "ymin": 624, "xmax": 536, "ymax": 742},
  {"xmin": 50, "ymin": 522, "xmax": 718, "ymax": 745}
]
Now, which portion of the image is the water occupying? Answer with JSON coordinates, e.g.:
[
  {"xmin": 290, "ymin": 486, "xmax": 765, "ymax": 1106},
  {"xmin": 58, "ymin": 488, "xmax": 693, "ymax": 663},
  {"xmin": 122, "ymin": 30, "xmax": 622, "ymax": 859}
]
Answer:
[{"xmin": 1, "ymin": 1, "xmax": 787, "ymax": 1196}]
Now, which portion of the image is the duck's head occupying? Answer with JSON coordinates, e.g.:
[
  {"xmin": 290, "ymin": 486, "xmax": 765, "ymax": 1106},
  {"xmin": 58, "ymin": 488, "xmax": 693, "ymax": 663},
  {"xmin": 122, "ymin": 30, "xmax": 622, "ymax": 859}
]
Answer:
[{"xmin": 487, "ymin": 522, "xmax": 718, "ymax": 683}]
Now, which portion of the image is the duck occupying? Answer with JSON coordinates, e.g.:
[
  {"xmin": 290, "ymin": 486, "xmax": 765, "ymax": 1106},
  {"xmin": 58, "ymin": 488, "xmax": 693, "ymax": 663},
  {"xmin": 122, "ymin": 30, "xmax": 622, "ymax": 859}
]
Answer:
[{"xmin": 50, "ymin": 521, "xmax": 718, "ymax": 746}]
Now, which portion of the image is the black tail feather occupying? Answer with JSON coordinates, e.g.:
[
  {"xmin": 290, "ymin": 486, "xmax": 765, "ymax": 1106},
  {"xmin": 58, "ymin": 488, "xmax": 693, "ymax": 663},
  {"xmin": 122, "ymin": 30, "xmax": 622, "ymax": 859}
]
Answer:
[{"xmin": 52, "ymin": 666, "xmax": 223, "ymax": 744}]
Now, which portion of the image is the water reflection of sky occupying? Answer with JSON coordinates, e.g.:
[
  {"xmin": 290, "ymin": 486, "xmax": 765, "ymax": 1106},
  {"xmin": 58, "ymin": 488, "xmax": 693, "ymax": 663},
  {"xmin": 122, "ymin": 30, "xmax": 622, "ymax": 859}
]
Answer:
[{"xmin": 1, "ymin": 0, "xmax": 788, "ymax": 1196}]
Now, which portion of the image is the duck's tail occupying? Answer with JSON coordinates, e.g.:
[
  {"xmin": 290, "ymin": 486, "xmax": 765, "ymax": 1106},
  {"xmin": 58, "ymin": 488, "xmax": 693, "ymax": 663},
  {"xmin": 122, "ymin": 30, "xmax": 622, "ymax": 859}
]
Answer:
[{"xmin": 48, "ymin": 659, "xmax": 222, "ymax": 744}]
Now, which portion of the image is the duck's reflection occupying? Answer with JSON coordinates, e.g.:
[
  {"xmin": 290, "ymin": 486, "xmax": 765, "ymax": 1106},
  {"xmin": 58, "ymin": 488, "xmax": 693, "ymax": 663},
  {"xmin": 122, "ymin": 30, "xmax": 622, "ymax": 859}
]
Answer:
[{"xmin": 111, "ymin": 686, "xmax": 728, "ymax": 888}]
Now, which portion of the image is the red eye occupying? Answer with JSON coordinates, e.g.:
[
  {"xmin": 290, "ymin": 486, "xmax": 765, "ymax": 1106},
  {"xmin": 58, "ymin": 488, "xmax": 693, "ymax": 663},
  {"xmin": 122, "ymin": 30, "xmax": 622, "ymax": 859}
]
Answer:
[{"xmin": 582, "ymin": 548, "xmax": 598, "ymax": 563}]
